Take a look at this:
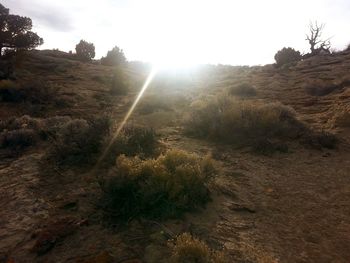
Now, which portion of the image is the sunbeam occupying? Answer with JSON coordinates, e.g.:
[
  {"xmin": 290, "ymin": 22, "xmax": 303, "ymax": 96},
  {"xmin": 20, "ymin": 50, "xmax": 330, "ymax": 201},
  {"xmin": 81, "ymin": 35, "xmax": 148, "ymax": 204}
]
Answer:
[{"xmin": 93, "ymin": 66, "xmax": 158, "ymax": 172}]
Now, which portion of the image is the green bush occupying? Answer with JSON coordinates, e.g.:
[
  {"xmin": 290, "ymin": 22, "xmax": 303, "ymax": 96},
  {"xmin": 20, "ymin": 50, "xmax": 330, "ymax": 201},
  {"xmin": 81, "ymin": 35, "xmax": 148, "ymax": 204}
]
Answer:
[
  {"xmin": 185, "ymin": 95, "xmax": 305, "ymax": 145},
  {"xmin": 274, "ymin": 47, "xmax": 302, "ymax": 67},
  {"xmin": 169, "ymin": 233, "xmax": 227, "ymax": 263},
  {"xmin": 229, "ymin": 83, "xmax": 256, "ymax": 97},
  {"xmin": 101, "ymin": 150, "xmax": 215, "ymax": 220}
]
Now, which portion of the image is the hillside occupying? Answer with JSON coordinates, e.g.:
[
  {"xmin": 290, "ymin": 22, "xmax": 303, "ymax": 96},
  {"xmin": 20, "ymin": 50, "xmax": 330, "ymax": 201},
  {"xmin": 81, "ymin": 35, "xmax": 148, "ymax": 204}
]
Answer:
[{"xmin": 0, "ymin": 50, "xmax": 349, "ymax": 263}]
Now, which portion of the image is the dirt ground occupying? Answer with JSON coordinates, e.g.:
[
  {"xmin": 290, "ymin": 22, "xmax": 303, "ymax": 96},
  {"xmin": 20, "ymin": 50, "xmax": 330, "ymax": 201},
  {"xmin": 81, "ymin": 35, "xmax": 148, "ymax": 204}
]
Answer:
[{"xmin": 1, "ymin": 50, "xmax": 350, "ymax": 262}]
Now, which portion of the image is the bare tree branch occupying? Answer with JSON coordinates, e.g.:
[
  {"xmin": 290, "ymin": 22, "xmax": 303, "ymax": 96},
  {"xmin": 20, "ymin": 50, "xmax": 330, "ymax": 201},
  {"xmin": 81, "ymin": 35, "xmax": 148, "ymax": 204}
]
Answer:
[{"xmin": 305, "ymin": 21, "xmax": 331, "ymax": 55}]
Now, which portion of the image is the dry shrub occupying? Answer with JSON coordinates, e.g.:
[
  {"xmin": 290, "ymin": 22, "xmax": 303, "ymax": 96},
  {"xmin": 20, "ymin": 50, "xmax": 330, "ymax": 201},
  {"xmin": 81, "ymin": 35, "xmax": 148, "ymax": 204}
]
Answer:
[
  {"xmin": 101, "ymin": 150, "xmax": 215, "ymax": 220},
  {"xmin": 0, "ymin": 115, "xmax": 43, "ymax": 131},
  {"xmin": 50, "ymin": 116, "xmax": 111, "ymax": 166},
  {"xmin": 185, "ymin": 95, "xmax": 305, "ymax": 146},
  {"xmin": 0, "ymin": 128, "xmax": 38, "ymax": 149},
  {"xmin": 301, "ymin": 130, "xmax": 338, "ymax": 149},
  {"xmin": 229, "ymin": 83, "xmax": 256, "ymax": 97},
  {"xmin": 104, "ymin": 124, "xmax": 157, "ymax": 164},
  {"xmin": 0, "ymin": 79, "xmax": 63, "ymax": 106},
  {"xmin": 0, "ymin": 80, "xmax": 24, "ymax": 102},
  {"xmin": 305, "ymin": 83, "xmax": 342, "ymax": 96},
  {"xmin": 0, "ymin": 115, "xmax": 44, "ymax": 150},
  {"xmin": 169, "ymin": 233, "xmax": 227, "ymax": 263},
  {"xmin": 137, "ymin": 95, "xmax": 172, "ymax": 115},
  {"xmin": 328, "ymin": 105, "xmax": 350, "ymax": 128}
]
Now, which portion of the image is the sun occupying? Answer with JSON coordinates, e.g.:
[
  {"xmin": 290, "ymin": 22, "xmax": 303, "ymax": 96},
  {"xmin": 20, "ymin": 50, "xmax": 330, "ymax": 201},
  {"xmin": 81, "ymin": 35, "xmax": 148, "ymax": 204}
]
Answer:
[{"xmin": 149, "ymin": 46, "xmax": 200, "ymax": 70}]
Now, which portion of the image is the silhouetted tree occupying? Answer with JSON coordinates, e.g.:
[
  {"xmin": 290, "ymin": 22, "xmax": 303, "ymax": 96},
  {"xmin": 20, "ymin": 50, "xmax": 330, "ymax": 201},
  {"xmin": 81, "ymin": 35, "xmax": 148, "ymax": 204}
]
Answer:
[
  {"xmin": 274, "ymin": 47, "xmax": 302, "ymax": 67},
  {"xmin": 75, "ymin": 40, "xmax": 95, "ymax": 61},
  {"xmin": 101, "ymin": 46, "xmax": 126, "ymax": 66},
  {"xmin": 0, "ymin": 3, "xmax": 43, "ymax": 55},
  {"xmin": 306, "ymin": 22, "xmax": 331, "ymax": 56}
]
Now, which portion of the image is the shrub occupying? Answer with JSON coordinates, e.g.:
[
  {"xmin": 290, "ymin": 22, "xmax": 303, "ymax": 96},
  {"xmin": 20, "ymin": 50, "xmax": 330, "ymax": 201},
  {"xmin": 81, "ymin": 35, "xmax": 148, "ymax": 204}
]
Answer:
[
  {"xmin": 185, "ymin": 95, "xmax": 305, "ymax": 145},
  {"xmin": 229, "ymin": 83, "xmax": 256, "ymax": 97},
  {"xmin": 301, "ymin": 130, "xmax": 338, "ymax": 149},
  {"xmin": 1, "ymin": 115, "xmax": 43, "ymax": 131},
  {"xmin": 23, "ymin": 81, "xmax": 61, "ymax": 105},
  {"xmin": 113, "ymin": 125, "xmax": 157, "ymax": 155},
  {"xmin": 137, "ymin": 95, "xmax": 172, "ymax": 114},
  {"xmin": 0, "ymin": 115, "xmax": 44, "ymax": 150},
  {"xmin": 110, "ymin": 68, "xmax": 128, "ymax": 95},
  {"xmin": 252, "ymin": 138, "xmax": 289, "ymax": 155},
  {"xmin": 0, "ymin": 80, "xmax": 61, "ymax": 105},
  {"xmin": 0, "ymin": 128, "xmax": 38, "ymax": 149},
  {"xmin": 304, "ymin": 83, "xmax": 342, "ymax": 96},
  {"xmin": 101, "ymin": 150, "xmax": 215, "ymax": 220},
  {"xmin": 0, "ymin": 80, "xmax": 24, "ymax": 102},
  {"xmin": 274, "ymin": 47, "xmax": 302, "ymax": 67},
  {"xmin": 50, "ymin": 116, "xmax": 111, "ymax": 166},
  {"xmin": 169, "ymin": 233, "xmax": 227, "ymax": 263}
]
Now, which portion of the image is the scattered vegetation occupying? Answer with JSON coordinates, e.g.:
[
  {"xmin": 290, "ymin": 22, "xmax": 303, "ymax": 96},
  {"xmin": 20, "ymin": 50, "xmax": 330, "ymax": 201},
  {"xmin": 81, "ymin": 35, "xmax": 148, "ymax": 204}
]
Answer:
[
  {"xmin": 49, "ymin": 116, "xmax": 111, "ymax": 166},
  {"xmin": 0, "ymin": 115, "xmax": 45, "ymax": 150},
  {"xmin": 100, "ymin": 150, "xmax": 215, "ymax": 220},
  {"xmin": 229, "ymin": 83, "xmax": 257, "ymax": 97},
  {"xmin": 137, "ymin": 95, "xmax": 172, "ymax": 114},
  {"xmin": 274, "ymin": 47, "xmax": 302, "ymax": 67},
  {"xmin": 0, "ymin": 128, "xmax": 38, "ymax": 150},
  {"xmin": 304, "ymin": 82, "xmax": 343, "ymax": 96},
  {"xmin": 102, "ymin": 124, "xmax": 158, "ymax": 165},
  {"xmin": 0, "ymin": 79, "xmax": 62, "ymax": 106},
  {"xmin": 301, "ymin": 130, "xmax": 338, "ymax": 149},
  {"xmin": 169, "ymin": 233, "xmax": 227, "ymax": 263},
  {"xmin": 185, "ymin": 95, "xmax": 305, "ymax": 146},
  {"xmin": 0, "ymin": 80, "xmax": 22, "ymax": 102}
]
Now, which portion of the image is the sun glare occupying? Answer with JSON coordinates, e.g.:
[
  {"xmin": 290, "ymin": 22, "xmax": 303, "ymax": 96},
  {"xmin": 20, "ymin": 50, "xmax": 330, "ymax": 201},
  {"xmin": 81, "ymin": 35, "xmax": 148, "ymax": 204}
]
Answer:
[{"xmin": 93, "ymin": 67, "xmax": 158, "ymax": 171}]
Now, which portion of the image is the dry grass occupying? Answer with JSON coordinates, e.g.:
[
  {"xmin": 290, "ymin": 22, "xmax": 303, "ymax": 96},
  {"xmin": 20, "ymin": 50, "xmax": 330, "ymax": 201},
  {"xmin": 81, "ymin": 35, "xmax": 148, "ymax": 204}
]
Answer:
[
  {"xmin": 102, "ymin": 124, "xmax": 158, "ymax": 165},
  {"xmin": 185, "ymin": 95, "xmax": 305, "ymax": 146},
  {"xmin": 100, "ymin": 150, "xmax": 215, "ymax": 220},
  {"xmin": 229, "ymin": 83, "xmax": 257, "ymax": 97},
  {"xmin": 169, "ymin": 233, "xmax": 228, "ymax": 263},
  {"xmin": 49, "ymin": 116, "xmax": 111, "ymax": 166}
]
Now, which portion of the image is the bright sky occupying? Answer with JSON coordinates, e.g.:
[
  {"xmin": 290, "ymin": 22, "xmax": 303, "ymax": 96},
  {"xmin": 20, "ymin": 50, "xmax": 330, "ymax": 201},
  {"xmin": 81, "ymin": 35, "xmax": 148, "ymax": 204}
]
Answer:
[{"xmin": 3, "ymin": 0, "xmax": 350, "ymax": 66}]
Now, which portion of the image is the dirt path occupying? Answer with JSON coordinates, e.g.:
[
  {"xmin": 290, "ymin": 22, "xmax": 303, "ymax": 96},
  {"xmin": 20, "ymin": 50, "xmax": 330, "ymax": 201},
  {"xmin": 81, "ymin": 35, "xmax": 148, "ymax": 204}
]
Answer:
[
  {"xmin": 0, "ymin": 153, "xmax": 49, "ymax": 261},
  {"xmin": 164, "ymin": 132, "xmax": 350, "ymax": 262}
]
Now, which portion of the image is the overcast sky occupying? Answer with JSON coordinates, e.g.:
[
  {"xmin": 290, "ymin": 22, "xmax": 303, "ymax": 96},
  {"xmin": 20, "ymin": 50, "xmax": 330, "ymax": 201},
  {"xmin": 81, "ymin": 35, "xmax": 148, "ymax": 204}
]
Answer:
[{"xmin": 3, "ymin": 0, "xmax": 350, "ymax": 66}]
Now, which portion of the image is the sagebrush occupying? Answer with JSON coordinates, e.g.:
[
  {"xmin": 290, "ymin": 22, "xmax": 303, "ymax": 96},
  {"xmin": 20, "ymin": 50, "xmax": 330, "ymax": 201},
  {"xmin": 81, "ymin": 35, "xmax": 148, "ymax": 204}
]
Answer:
[
  {"xmin": 169, "ymin": 233, "xmax": 227, "ymax": 263},
  {"xmin": 100, "ymin": 150, "xmax": 215, "ymax": 220}
]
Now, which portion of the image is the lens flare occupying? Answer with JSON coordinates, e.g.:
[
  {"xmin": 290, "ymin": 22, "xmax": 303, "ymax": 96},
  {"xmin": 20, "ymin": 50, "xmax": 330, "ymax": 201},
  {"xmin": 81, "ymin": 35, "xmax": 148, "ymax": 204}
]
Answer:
[{"xmin": 93, "ymin": 66, "xmax": 158, "ymax": 172}]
